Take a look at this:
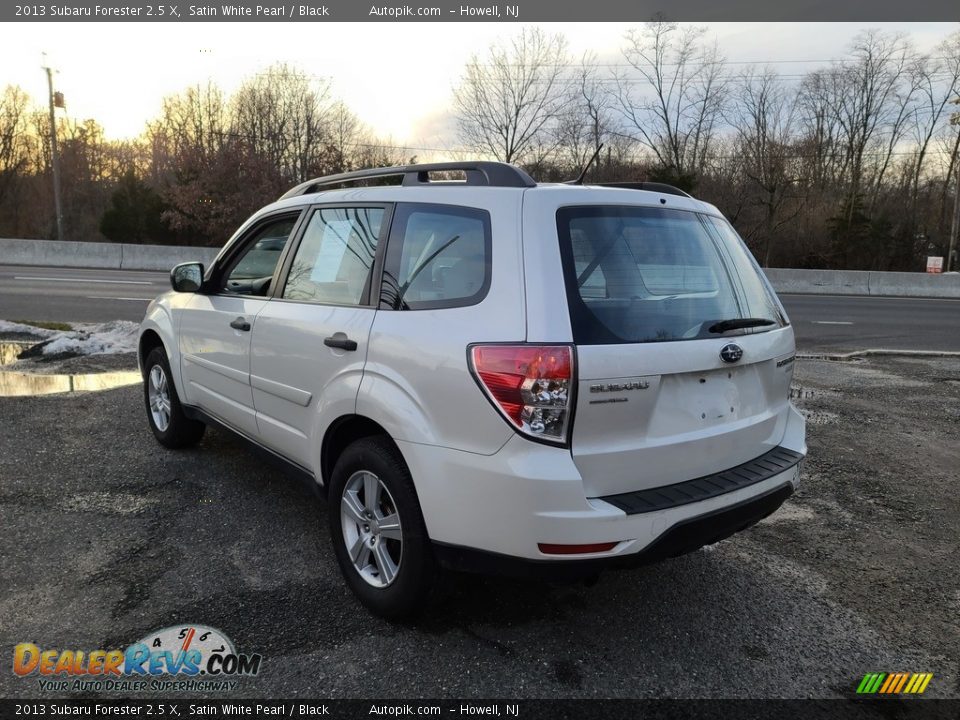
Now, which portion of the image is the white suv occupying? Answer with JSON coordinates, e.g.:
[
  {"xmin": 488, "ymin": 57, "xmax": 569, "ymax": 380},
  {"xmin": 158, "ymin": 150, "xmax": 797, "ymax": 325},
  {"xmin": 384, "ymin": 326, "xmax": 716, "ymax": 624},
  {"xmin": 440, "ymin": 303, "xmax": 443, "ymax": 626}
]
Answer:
[{"xmin": 138, "ymin": 162, "xmax": 806, "ymax": 617}]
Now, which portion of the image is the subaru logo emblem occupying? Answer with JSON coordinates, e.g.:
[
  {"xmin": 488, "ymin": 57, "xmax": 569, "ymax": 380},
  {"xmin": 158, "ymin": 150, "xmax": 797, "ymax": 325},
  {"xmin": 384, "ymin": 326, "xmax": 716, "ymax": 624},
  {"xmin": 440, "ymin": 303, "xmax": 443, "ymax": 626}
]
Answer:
[{"xmin": 720, "ymin": 343, "xmax": 743, "ymax": 363}]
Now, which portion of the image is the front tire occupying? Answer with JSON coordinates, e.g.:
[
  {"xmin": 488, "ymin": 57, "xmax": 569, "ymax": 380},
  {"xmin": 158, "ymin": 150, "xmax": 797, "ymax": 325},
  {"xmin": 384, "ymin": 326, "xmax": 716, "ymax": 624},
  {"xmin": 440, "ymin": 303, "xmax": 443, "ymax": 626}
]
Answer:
[
  {"xmin": 143, "ymin": 346, "xmax": 205, "ymax": 448},
  {"xmin": 329, "ymin": 436, "xmax": 435, "ymax": 618}
]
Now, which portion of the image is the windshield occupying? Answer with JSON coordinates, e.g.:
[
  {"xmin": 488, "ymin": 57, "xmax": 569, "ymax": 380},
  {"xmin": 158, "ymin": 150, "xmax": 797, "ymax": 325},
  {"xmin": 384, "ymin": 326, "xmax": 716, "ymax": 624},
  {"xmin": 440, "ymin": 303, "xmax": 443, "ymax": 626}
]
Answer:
[{"xmin": 556, "ymin": 206, "xmax": 785, "ymax": 345}]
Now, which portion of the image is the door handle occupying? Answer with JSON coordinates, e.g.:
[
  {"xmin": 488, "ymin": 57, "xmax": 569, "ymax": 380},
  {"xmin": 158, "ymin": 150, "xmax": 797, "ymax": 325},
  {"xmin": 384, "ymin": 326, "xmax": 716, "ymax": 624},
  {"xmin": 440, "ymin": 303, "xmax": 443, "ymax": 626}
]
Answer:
[
  {"xmin": 230, "ymin": 317, "xmax": 251, "ymax": 332},
  {"xmin": 324, "ymin": 332, "xmax": 358, "ymax": 351}
]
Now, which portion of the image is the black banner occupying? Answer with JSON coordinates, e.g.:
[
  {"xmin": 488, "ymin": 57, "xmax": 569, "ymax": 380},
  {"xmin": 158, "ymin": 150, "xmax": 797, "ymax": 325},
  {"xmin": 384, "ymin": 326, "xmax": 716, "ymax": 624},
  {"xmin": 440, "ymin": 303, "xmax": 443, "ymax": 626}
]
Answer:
[{"xmin": 3, "ymin": 0, "xmax": 959, "ymax": 22}]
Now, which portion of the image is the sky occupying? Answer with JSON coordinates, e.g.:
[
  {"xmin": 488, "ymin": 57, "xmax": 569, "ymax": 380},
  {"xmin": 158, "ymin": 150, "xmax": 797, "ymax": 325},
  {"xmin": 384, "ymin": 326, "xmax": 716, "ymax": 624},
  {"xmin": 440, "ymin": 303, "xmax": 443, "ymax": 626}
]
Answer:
[{"xmin": 2, "ymin": 22, "xmax": 957, "ymax": 156}]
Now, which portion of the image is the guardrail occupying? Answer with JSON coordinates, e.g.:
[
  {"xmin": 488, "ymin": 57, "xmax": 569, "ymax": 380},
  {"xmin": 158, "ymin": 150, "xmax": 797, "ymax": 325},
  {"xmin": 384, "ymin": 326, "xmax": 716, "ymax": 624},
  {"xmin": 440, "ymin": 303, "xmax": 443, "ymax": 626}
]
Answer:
[{"xmin": 2, "ymin": 238, "xmax": 959, "ymax": 298}]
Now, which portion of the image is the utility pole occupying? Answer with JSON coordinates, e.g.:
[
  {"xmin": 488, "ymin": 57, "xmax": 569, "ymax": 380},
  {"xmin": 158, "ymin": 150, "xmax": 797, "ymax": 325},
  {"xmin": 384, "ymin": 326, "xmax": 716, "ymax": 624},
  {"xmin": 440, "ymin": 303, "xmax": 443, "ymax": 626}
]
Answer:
[
  {"xmin": 42, "ymin": 54, "xmax": 64, "ymax": 242},
  {"xmin": 948, "ymin": 97, "xmax": 960, "ymax": 272}
]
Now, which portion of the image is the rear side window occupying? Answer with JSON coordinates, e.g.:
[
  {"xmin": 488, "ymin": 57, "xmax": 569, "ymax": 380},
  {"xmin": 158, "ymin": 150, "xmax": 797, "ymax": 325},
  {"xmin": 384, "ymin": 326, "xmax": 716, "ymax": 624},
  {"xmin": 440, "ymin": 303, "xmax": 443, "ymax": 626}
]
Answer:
[
  {"xmin": 282, "ymin": 207, "xmax": 384, "ymax": 306},
  {"xmin": 556, "ymin": 206, "xmax": 783, "ymax": 344},
  {"xmin": 380, "ymin": 203, "xmax": 491, "ymax": 310}
]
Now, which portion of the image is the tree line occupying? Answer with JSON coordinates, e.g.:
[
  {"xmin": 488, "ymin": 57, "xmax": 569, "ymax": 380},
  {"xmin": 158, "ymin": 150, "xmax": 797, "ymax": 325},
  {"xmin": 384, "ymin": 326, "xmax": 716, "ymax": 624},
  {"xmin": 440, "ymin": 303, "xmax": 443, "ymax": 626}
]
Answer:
[
  {"xmin": 0, "ymin": 64, "xmax": 407, "ymax": 248},
  {"xmin": 2, "ymin": 22, "xmax": 959, "ymax": 270}
]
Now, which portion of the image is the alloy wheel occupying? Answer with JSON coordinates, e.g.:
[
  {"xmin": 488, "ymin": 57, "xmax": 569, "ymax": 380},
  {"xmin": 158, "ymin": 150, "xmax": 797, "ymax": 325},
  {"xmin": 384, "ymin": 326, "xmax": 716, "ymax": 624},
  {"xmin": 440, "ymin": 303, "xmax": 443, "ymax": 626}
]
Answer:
[{"xmin": 340, "ymin": 470, "xmax": 403, "ymax": 588}]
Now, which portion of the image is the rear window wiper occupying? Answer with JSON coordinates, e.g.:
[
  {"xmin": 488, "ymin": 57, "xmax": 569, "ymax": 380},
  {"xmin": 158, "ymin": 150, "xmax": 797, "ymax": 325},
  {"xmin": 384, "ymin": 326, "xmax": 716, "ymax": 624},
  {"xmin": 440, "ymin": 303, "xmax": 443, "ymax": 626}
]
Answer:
[{"xmin": 708, "ymin": 318, "xmax": 777, "ymax": 334}]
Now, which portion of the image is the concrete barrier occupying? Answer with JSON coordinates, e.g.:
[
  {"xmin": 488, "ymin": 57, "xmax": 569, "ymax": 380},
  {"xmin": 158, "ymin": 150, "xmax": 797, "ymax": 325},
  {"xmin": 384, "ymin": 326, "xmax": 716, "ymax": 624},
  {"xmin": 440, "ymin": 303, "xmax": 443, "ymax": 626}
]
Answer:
[
  {"xmin": 765, "ymin": 267, "xmax": 960, "ymax": 299},
  {"xmin": 0, "ymin": 238, "xmax": 218, "ymax": 272},
  {"xmin": 0, "ymin": 238, "xmax": 124, "ymax": 269},
  {"xmin": 3, "ymin": 238, "xmax": 960, "ymax": 298},
  {"xmin": 764, "ymin": 268, "xmax": 871, "ymax": 296},
  {"xmin": 862, "ymin": 270, "xmax": 960, "ymax": 298}
]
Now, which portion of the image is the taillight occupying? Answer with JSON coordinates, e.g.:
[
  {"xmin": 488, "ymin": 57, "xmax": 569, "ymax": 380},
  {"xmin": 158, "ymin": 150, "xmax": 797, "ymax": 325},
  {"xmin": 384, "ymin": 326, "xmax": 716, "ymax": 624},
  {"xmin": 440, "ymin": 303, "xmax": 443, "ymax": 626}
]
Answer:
[{"xmin": 469, "ymin": 345, "xmax": 574, "ymax": 445}]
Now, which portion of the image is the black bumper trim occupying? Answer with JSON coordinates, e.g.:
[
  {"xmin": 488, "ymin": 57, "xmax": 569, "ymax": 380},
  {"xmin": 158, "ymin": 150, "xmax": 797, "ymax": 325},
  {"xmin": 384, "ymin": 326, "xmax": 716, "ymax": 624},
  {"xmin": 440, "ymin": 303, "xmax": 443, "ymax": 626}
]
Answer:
[
  {"xmin": 433, "ymin": 482, "xmax": 794, "ymax": 580},
  {"xmin": 597, "ymin": 445, "xmax": 803, "ymax": 515}
]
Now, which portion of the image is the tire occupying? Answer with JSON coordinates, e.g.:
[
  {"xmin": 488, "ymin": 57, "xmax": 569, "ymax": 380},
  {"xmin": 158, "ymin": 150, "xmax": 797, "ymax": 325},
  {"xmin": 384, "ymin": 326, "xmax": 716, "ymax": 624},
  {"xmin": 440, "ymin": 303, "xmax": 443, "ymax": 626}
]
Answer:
[
  {"xmin": 143, "ymin": 346, "xmax": 205, "ymax": 449},
  {"xmin": 328, "ymin": 436, "xmax": 435, "ymax": 619}
]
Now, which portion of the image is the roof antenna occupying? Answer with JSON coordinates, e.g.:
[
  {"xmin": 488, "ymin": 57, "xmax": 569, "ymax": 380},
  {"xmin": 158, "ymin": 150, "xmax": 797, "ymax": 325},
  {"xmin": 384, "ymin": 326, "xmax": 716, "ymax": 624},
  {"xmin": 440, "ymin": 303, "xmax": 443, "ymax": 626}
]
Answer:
[{"xmin": 567, "ymin": 144, "xmax": 604, "ymax": 185}]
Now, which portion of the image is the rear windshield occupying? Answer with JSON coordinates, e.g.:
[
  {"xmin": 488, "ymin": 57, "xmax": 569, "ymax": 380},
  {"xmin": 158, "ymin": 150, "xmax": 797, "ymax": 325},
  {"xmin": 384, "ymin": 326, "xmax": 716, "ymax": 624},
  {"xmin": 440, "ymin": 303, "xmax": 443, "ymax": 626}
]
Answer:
[{"xmin": 556, "ymin": 206, "xmax": 785, "ymax": 345}]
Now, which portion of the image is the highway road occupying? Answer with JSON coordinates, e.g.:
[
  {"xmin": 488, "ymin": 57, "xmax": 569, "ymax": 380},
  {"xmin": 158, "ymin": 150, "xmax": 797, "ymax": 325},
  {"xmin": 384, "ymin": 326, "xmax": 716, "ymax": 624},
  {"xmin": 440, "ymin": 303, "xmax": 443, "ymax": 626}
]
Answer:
[
  {"xmin": 1, "ymin": 264, "xmax": 958, "ymax": 352},
  {"xmin": 0, "ymin": 265, "xmax": 168, "ymax": 324},
  {"xmin": 784, "ymin": 293, "xmax": 960, "ymax": 352}
]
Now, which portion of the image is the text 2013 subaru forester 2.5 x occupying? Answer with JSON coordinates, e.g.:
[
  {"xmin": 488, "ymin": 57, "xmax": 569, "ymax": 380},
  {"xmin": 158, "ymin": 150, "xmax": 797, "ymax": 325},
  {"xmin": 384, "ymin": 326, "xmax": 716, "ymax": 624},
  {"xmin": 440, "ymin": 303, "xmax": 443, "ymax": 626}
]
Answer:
[{"xmin": 138, "ymin": 162, "xmax": 806, "ymax": 617}]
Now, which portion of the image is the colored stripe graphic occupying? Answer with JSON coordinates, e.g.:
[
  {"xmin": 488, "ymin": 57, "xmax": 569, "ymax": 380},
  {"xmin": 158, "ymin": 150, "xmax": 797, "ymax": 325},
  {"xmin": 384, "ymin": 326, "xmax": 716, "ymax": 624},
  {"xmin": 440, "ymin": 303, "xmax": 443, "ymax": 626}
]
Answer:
[
  {"xmin": 856, "ymin": 672, "xmax": 932, "ymax": 694},
  {"xmin": 904, "ymin": 674, "xmax": 921, "ymax": 693},
  {"xmin": 879, "ymin": 674, "xmax": 896, "ymax": 693}
]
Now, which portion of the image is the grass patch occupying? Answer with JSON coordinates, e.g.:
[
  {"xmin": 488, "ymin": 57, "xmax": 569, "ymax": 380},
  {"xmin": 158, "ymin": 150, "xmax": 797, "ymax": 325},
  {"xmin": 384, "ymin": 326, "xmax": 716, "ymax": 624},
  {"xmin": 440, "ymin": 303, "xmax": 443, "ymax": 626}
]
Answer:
[{"xmin": 12, "ymin": 320, "xmax": 72, "ymax": 332}]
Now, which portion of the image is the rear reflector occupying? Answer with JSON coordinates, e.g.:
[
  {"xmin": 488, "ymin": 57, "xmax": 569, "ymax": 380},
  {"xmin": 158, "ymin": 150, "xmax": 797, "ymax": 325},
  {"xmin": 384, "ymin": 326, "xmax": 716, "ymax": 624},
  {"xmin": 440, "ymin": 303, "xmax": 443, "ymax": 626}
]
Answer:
[
  {"xmin": 538, "ymin": 542, "xmax": 618, "ymax": 555},
  {"xmin": 469, "ymin": 344, "xmax": 573, "ymax": 444}
]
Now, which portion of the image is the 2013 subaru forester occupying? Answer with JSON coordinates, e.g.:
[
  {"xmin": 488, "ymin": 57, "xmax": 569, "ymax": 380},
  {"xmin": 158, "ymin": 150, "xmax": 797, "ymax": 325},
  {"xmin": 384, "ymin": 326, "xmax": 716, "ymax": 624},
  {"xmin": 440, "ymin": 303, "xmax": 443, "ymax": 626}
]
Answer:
[{"xmin": 138, "ymin": 162, "xmax": 806, "ymax": 617}]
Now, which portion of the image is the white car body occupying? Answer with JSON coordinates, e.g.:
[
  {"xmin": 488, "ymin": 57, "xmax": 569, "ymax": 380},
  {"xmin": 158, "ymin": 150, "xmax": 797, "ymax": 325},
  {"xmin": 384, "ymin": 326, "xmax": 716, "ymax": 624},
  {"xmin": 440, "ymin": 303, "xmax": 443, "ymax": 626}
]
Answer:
[{"xmin": 140, "ymin": 163, "xmax": 805, "ymax": 594}]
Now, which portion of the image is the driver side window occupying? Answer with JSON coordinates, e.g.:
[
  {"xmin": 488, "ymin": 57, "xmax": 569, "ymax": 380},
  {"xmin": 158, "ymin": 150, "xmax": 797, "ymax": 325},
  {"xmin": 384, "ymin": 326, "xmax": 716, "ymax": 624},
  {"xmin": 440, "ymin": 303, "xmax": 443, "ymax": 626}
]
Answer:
[{"xmin": 221, "ymin": 215, "xmax": 299, "ymax": 296}]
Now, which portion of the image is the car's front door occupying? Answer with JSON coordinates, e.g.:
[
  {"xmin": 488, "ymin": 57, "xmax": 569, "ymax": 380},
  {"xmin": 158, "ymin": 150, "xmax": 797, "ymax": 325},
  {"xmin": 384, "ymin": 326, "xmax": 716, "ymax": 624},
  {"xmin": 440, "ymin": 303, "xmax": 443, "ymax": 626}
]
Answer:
[
  {"xmin": 178, "ymin": 213, "xmax": 302, "ymax": 436},
  {"xmin": 249, "ymin": 205, "xmax": 389, "ymax": 469}
]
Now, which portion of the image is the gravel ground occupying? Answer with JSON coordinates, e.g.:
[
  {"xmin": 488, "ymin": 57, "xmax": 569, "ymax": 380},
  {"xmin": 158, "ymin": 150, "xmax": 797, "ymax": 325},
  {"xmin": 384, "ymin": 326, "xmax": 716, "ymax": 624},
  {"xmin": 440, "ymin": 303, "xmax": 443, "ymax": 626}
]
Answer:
[{"xmin": 0, "ymin": 355, "xmax": 957, "ymax": 699}]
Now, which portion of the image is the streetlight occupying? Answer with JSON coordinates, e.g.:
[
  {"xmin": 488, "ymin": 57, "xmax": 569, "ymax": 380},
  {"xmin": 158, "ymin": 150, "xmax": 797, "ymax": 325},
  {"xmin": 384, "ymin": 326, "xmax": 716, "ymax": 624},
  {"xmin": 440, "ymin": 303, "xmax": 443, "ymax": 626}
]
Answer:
[{"xmin": 41, "ymin": 52, "xmax": 64, "ymax": 243}]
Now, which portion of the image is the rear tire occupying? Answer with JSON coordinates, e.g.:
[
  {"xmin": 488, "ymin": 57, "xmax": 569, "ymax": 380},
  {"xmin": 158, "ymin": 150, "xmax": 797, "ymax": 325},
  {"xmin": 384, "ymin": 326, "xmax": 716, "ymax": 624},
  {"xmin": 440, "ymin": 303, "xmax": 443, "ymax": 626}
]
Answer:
[
  {"xmin": 143, "ymin": 346, "xmax": 205, "ymax": 448},
  {"xmin": 328, "ymin": 436, "xmax": 435, "ymax": 619}
]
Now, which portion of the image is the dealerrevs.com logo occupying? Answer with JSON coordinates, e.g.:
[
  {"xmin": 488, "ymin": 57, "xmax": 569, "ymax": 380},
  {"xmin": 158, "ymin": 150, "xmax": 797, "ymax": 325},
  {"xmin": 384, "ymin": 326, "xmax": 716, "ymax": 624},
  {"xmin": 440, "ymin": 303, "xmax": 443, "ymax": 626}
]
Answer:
[{"xmin": 13, "ymin": 625, "xmax": 262, "ymax": 693}]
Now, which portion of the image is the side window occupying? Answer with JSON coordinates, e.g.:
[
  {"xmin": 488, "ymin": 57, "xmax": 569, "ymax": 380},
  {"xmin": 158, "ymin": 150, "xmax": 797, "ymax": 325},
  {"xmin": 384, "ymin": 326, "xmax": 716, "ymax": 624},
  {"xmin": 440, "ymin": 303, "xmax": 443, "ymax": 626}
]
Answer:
[
  {"xmin": 380, "ymin": 204, "xmax": 491, "ymax": 310},
  {"xmin": 282, "ymin": 207, "xmax": 384, "ymax": 305},
  {"xmin": 222, "ymin": 215, "xmax": 298, "ymax": 296}
]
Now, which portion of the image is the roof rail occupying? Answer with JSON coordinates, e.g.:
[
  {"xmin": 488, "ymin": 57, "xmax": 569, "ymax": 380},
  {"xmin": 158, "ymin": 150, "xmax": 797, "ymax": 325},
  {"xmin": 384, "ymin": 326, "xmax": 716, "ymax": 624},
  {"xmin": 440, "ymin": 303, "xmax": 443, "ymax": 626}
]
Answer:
[
  {"xmin": 279, "ymin": 161, "xmax": 536, "ymax": 200},
  {"xmin": 595, "ymin": 182, "xmax": 693, "ymax": 198}
]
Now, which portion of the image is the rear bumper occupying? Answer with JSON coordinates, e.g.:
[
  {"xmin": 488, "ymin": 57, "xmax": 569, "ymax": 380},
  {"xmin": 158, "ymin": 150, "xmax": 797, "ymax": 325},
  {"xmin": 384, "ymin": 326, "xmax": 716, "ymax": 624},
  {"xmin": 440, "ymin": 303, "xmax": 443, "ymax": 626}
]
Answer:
[
  {"xmin": 398, "ymin": 403, "xmax": 806, "ymax": 565},
  {"xmin": 433, "ymin": 481, "xmax": 794, "ymax": 579}
]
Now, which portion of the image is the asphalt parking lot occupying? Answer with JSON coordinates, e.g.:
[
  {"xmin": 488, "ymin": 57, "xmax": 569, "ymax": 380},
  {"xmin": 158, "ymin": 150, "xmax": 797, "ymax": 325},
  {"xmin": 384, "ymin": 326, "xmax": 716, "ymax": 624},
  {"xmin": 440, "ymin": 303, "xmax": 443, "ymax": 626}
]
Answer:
[{"xmin": 1, "ymin": 353, "xmax": 958, "ymax": 699}]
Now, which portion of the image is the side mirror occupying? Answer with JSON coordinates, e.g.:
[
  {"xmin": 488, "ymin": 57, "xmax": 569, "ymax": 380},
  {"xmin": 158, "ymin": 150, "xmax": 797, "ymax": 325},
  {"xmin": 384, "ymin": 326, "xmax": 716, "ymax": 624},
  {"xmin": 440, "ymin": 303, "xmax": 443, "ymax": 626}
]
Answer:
[{"xmin": 170, "ymin": 262, "xmax": 204, "ymax": 293}]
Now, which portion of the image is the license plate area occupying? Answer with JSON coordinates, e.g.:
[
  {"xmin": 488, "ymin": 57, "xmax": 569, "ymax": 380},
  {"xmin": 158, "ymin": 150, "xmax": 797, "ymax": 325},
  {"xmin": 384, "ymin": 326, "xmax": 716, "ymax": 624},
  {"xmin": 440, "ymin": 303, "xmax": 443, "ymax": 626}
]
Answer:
[{"xmin": 651, "ymin": 366, "xmax": 765, "ymax": 436}]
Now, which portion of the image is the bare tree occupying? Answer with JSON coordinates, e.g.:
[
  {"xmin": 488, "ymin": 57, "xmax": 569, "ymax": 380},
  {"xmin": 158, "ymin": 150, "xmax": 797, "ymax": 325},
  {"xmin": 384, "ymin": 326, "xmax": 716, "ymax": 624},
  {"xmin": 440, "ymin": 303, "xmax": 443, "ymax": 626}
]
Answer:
[
  {"xmin": 147, "ymin": 82, "xmax": 260, "ymax": 243},
  {"xmin": 727, "ymin": 68, "xmax": 801, "ymax": 266},
  {"xmin": 614, "ymin": 19, "xmax": 727, "ymax": 185},
  {"xmin": 322, "ymin": 102, "xmax": 406, "ymax": 175},
  {"xmin": 890, "ymin": 43, "xmax": 959, "ymax": 232},
  {"xmin": 554, "ymin": 53, "xmax": 620, "ymax": 177},
  {"xmin": 796, "ymin": 69, "xmax": 846, "ymax": 189},
  {"xmin": 868, "ymin": 49, "xmax": 923, "ymax": 213},
  {"xmin": 833, "ymin": 30, "xmax": 913, "ymax": 220},
  {"xmin": 147, "ymin": 83, "xmax": 228, "ymax": 168},
  {"xmin": 453, "ymin": 28, "xmax": 571, "ymax": 164},
  {"xmin": 0, "ymin": 86, "xmax": 33, "ymax": 208},
  {"xmin": 231, "ymin": 63, "xmax": 334, "ymax": 182}
]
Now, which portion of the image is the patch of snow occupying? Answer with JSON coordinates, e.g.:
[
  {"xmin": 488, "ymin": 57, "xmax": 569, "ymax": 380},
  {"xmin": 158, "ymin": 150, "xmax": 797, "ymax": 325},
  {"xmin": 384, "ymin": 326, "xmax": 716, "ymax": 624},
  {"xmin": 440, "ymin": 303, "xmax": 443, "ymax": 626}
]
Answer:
[
  {"xmin": 0, "ymin": 320, "xmax": 60, "ymax": 337},
  {"xmin": 39, "ymin": 320, "xmax": 139, "ymax": 356}
]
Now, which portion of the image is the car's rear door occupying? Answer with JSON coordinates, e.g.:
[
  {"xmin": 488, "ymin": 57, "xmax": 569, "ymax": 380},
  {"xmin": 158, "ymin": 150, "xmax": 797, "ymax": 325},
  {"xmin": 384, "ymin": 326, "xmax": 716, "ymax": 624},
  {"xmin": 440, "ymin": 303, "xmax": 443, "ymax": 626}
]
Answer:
[
  {"xmin": 248, "ymin": 204, "xmax": 390, "ymax": 469},
  {"xmin": 526, "ymin": 195, "xmax": 796, "ymax": 498}
]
